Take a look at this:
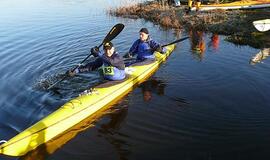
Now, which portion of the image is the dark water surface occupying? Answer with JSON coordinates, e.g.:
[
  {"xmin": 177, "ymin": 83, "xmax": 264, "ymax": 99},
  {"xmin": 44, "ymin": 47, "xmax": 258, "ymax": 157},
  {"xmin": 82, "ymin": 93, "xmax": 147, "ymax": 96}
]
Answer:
[{"xmin": 1, "ymin": 0, "xmax": 270, "ymax": 160}]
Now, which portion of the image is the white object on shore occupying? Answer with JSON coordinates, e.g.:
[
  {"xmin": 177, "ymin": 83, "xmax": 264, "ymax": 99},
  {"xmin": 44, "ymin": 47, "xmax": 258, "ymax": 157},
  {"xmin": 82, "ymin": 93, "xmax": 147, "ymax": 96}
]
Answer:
[
  {"xmin": 253, "ymin": 19, "xmax": 270, "ymax": 32},
  {"xmin": 175, "ymin": 0, "xmax": 181, "ymax": 7}
]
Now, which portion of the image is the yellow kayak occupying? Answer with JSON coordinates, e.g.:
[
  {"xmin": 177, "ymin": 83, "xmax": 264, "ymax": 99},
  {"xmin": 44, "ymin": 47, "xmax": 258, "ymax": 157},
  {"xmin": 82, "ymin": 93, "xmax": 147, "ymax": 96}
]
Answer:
[
  {"xmin": 191, "ymin": 0, "xmax": 270, "ymax": 11},
  {"xmin": 0, "ymin": 44, "xmax": 176, "ymax": 156}
]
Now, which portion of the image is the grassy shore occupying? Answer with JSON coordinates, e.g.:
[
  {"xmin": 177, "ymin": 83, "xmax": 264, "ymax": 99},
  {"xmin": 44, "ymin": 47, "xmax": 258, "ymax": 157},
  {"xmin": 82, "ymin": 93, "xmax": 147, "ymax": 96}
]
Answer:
[{"xmin": 108, "ymin": 1, "xmax": 270, "ymax": 48}]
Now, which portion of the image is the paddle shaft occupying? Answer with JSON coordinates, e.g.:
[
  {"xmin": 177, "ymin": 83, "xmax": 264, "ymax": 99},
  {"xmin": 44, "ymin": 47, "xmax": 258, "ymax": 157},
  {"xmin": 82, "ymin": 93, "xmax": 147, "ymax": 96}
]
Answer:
[
  {"xmin": 47, "ymin": 23, "xmax": 124, "ymax": 90},
  {"xmin": 124, "ymin": 36, "xmax": 189, "ymax": 62},
  {"xmin": 161, "ymin": 36, "xmax": 189, "ymax": 47},
  {"xmin": 47, "ymin": 55, "xmax": 91, "ymax": 90},
  {"xmin": 66, "ymin": 33, "xmax": 112, "ymax": 73},
  {"xmin": 65, "ymin": 43, "xmax": 103, "ymax": 74}
]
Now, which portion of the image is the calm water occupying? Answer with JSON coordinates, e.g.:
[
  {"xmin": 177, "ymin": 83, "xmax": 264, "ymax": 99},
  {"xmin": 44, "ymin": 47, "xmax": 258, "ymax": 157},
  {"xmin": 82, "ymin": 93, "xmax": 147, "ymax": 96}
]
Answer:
[{"xmin": 1, "ymin": 0, "xmax": 270, "ymax": 160}]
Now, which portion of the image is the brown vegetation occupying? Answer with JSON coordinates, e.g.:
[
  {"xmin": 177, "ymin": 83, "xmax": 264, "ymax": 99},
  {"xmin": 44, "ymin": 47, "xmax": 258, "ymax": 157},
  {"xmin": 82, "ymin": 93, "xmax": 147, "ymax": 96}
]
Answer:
[
  {"xmin": 109, "ymin": 1, "xmax": 182, "ymax": 29},
  {"xmin": 108, "ymin": 1, "xmax": 270, "ymax": 48},
  {"xmin": 109, "ymin": 1, "xmax": 232, "ymax": 31}
]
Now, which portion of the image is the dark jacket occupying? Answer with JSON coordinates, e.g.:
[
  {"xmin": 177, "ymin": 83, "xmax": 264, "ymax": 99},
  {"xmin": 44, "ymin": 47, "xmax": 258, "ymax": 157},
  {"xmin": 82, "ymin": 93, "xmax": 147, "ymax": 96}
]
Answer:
[
  {"xmin": 77, "ymin": 52, "xmax": 126, "ymax": 81},
  {"xmin": 129, "ymin": 36, "xmax": 164, "ymax": 60}
]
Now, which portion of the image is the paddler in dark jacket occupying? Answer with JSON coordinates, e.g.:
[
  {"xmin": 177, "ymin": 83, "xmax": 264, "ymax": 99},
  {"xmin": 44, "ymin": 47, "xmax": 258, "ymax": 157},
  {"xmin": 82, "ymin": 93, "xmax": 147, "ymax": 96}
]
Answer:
[
  {"xmin": 69, "ymin": 41, "xmax": 126, "ymax": 81},
  {"xmin": 125, "ymin": 28, "xmax": 166, "ymax": 61}
]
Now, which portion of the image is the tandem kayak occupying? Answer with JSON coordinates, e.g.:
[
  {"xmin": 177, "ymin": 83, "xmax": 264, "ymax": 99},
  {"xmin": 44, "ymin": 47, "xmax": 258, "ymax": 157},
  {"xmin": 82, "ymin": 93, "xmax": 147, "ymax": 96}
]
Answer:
[
  {"xmin": 191, "ymin": 0, "xmax": 270, "ymax": 11},
  {"xmin": 0, "ymin": 44, "xmax": 176, "ymax": 156}
]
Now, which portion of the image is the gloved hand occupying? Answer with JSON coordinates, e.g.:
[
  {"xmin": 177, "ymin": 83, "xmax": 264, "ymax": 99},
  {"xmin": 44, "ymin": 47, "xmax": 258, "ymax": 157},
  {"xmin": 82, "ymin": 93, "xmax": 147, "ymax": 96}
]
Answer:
[
  {"xmin": 66, "ymin": 68, "xmax": 79, "ymax": 77},
  {"xmin": 155, "ymin": 46, "xmax": 164, "ymax": 53},
  {"xmin": 123, "ymin": 52, "xmax": 133, "ymax": 58},
  {"xmin": 91, "ymin": 46, "xmax": 100, "ymax": 57}
]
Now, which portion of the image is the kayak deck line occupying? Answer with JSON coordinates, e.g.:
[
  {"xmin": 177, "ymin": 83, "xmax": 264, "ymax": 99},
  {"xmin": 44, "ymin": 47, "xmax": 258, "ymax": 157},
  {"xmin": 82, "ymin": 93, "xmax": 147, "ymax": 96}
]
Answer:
[
  {"xmin": 0, "ymin": 44, "xmax": 176, "ymax": 156},
  {"xmin": 0, "ymin": 80, "xmax": 122, "ymax": 155},
  {"xmin": 21, "ymin": 91, "xmax": 132, "ymax": 158}
]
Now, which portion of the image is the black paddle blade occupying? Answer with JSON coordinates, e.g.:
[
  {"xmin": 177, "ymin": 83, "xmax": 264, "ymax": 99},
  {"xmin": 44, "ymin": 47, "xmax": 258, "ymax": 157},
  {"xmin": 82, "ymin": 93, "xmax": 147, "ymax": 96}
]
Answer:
[
  {"xmin": 162, "ymin": 36, "xmax": 190, "ymax": 47},
  {"xmin": 98, "ymin": 23, "xmax": 125, "ymax": 48}
]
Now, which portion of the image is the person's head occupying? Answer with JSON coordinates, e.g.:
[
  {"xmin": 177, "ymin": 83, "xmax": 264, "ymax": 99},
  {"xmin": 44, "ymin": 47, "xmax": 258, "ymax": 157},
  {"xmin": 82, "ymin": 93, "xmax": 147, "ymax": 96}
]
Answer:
[
  {"xmin": 103, "ymin": 41, "xmax": 115, "ymax": 56},
  {"xmin": 139, "ymin": 28, "xmax": 149, "ymax": 41},
  {"xmin": 143, "ymin": 90, "xmax": 152, "ymax": 101}
]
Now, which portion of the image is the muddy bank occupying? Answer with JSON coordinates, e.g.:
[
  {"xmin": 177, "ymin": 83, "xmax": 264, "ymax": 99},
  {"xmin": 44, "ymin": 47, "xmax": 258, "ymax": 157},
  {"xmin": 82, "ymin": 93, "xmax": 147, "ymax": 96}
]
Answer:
[{"xmin": 108, "ymin": 1, "xmax": 270, "ymax": 48}]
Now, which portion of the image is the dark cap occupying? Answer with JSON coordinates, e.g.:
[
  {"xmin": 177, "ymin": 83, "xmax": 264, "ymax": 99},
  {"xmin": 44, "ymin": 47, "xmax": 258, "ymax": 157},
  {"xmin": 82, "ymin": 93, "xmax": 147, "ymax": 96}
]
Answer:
[
  {"xmin": 139, "ymin": 28, "xmax": 149, "ymax": 34},
  {"xmin": 103, "ymin": 41, "xmax": 113, "ymax": 50}
]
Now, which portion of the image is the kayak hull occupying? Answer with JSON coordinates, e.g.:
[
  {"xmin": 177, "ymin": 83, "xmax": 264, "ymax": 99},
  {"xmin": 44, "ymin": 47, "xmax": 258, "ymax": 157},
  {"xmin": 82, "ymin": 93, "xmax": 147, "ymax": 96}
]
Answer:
[{"xmin": 0, "ymin": 44, "xmax": 176, "ymax": 156}]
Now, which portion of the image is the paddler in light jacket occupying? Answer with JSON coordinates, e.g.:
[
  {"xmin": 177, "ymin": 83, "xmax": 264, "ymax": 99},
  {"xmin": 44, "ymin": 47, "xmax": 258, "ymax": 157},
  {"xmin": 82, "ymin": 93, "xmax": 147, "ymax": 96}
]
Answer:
[
  {"xmin": 124, "ymin": 28, "xmax": 166, "ymax": 61},
  {"xmin": 69, "ymin": 41, "xmax": 126, "ymax": 81}
]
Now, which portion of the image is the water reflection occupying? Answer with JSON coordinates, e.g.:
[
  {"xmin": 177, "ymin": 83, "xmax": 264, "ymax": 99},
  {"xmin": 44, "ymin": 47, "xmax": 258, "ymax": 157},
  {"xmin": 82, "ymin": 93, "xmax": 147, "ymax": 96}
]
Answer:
[
  {"xmin": 98, "ymin": 105, "xmax": 130, "ymax": 160},
  {"xmin": 250, "ymin": 48, "xmax": 270, "ymax": 65},
  {"xmin": 189, "ymin": 30, "xmax": 206, "ymax": 61},
  {"xmin": 209, "ymin": 34, "xmax": 220, "ymax": 51},
  {"xmin": 20, "ymin": 103, "xmax": 128, "ymax": 160},
  {"xmin": 139, "ymin": 78, "xmax": 166, "ymax": 101},
  {"xmin": 139, "ymin": 78, "xmax": 189, "ymax": 106}
]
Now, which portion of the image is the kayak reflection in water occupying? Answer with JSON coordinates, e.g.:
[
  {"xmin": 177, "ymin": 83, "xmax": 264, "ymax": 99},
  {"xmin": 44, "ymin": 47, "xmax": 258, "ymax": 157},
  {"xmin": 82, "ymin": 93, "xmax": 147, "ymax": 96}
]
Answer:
[
  {"xmin": 189, "ymin": 30, "xmax": 206, "ymax": 60},
  {"xmin": 68, "ymin": 41, "xmax": 126, "ymax": 81},
  {"xmin": 250, "ymin": 48, "xmax": 270, "ymax": 65},
  {"xmin": 124, "ymin": 28, "xmax": 166, "ymax": 66},
  {"xmin": 139, "ymin": 79, "xmax": 165, "ymax": 101},
  {"xmin": 98, "ymin": 105, "xmax": 130, "ymax": 159}
]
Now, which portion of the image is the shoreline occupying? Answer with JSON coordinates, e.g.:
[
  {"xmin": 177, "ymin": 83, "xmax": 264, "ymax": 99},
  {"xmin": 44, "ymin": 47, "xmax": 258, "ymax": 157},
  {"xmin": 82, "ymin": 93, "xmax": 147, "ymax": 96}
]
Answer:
[{"xmin": 108, "ymin": 1, "xmax": 270, "ymax": 48}]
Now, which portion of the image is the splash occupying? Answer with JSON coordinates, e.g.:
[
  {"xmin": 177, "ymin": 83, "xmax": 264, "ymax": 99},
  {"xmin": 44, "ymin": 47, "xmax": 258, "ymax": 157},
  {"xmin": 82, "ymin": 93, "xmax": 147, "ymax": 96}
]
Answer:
[{"xmin": 33, "ymin": 72, "xmax": 66, "ymax": 91}]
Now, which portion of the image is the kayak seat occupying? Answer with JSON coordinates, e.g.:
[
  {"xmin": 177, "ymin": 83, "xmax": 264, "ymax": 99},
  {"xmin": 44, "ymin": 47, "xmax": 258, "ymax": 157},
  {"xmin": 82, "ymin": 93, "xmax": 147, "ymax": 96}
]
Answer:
[{"xmin": 96, "ymin": 75, "xmax": 131, "ymax": 88}]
